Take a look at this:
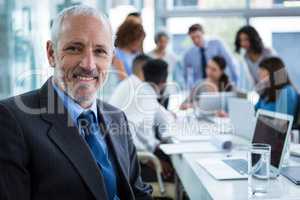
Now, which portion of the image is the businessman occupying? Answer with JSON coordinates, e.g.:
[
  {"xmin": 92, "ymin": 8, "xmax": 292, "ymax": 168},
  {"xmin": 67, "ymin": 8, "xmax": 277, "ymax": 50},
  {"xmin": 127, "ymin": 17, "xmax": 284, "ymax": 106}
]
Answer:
[
  {"xmin": 183, "ymin": 23, "xmax": 238, "ymax": 90},
  {"xmin": 0, "ymin": 5, "xmax": 152, "ymax": 200}
]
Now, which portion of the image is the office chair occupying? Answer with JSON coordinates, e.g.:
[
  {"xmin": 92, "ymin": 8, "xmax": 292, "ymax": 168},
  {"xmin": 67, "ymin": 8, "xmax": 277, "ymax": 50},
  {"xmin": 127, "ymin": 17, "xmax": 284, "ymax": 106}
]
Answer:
[{"xmin": 137, "ymin": 151, "xmax": 176, "ymax": 200}]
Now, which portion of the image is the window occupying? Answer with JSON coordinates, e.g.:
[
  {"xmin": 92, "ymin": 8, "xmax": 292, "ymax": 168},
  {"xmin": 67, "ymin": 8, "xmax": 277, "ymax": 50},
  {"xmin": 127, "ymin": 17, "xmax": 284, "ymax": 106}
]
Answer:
[
  {"xmin": 250, "ymin": 17, "xmax": 300, "ymax": 91},
  {"xmin": 167, "ymin": 0, "xmax": 246, "ymax": 9},
  {"xmin": 167, "ymin": 17, "xmax": 245, "ymax": 55},
  {"xmin": 250, "ymin": 0, "xmax": 300, "ymax": 8}
]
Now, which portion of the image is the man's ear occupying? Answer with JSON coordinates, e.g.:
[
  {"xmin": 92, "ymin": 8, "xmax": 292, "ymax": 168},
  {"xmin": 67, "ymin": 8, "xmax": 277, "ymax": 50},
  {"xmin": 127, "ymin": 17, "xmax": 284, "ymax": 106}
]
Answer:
[{"xmin": 46, "ymin": 40, "xmax": 56, "ymax": 68}]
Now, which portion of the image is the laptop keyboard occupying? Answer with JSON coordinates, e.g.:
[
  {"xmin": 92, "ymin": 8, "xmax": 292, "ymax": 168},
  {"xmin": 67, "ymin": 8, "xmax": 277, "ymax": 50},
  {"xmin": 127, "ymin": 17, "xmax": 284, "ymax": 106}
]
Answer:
[{"xmin": 223, "ymin": 159, "xmax": 248, "ymax": 175}]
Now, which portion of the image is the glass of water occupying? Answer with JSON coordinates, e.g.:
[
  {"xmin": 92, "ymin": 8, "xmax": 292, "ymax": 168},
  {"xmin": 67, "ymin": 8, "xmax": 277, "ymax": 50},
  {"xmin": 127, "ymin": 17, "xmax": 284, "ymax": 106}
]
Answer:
[{"xmin": 248, "ymin": 143, "xmax": 271, "ymax": 198}]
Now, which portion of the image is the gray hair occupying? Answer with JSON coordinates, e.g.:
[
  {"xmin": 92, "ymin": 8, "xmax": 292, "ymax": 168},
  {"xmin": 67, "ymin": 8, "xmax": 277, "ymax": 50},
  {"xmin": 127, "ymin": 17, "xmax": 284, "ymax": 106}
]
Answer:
[{"xmin": 50, "ymin": 5, "xmax": 113, "ymax": 48}]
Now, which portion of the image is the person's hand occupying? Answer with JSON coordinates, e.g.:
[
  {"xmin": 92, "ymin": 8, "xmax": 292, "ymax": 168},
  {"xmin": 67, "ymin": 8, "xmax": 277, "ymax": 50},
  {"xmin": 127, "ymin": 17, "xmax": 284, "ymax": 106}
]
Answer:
[
  {"xmin": 160, "ymin": 160, "xmax": 173, "ymax": 179},
  {"xmin": 112, "ymin": 57, "xmax": 127, "ymax": 80},
  {"xmin": 216, "ymin": 110, "xmax": 228, "ymax": 118},
  {"xmin": 179, "ymin": 102, "xmax": 193, "ymax": 110}
]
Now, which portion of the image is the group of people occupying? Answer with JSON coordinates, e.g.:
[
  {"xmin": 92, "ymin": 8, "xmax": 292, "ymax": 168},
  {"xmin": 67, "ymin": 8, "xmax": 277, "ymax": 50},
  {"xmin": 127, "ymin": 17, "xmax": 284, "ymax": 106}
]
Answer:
[
  {"xmin": 107, "ymin": 12, "xmax": 300, "ymax": 185},
  {"xmin": 110, "ymin": 11, "xmax": 298, "ymax": 118},
  {"xmin": 181, "ymin": 23, "xmax": 298, "ymax": 117}
]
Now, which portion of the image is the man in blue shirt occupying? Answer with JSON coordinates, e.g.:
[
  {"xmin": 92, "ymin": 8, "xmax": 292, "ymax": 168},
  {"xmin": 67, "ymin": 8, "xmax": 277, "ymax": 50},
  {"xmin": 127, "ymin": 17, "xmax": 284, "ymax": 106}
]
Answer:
[{"xmin": 183, "ymin": 23, "xmax": 238, "ymax": 90}]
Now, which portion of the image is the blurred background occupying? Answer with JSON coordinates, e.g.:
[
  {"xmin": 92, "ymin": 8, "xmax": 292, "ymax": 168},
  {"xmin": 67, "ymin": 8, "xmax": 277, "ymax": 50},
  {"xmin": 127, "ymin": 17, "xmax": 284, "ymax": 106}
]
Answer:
[{"xmin": 1, "ymin": 0, "xmax": 300, "ymax": 100}]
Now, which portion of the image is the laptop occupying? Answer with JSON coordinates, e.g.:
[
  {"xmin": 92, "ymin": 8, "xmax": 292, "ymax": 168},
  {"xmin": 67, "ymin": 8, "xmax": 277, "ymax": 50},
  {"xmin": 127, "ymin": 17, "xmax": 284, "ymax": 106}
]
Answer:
[
  {"xmin": 228, "ymin": 98, "xmax": 256, "ymax": 140},
  {"xmin": 197, "ymin": 109, "xmax": 294, "ymax": 180},
  {"xmin": 194, "ymin": 92, "xmax": 236, "ymax": 121}
]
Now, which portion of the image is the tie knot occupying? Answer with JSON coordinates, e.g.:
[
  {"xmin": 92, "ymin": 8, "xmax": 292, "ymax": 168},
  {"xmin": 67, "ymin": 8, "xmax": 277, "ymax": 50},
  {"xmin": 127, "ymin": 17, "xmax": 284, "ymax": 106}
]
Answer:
[{"xmin": 77, "ymin": 110, "xmax": 99, "ymax": 136}]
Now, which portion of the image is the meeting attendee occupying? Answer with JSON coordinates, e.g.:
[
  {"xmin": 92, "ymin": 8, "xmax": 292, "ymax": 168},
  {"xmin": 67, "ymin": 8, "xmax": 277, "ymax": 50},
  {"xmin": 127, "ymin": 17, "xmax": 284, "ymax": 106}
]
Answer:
[
  {"xmin": 180, "ymin": 55, "xmax": 234, "ymax": 110},
  {"xmin": 110, "ymin": 57, "xmax": 175, "ymax": 180},
  {"xmin": 183, "ymin": 23, "xmax": 238, "ymax": 90},
  {"xmin": 125, "ymin": 11, "xmax": 142, "ymax": 24},
  {"xmin": 148, "ymin": 31, "xmax": 177, "ymax": 82},
  {"xmin": 0, "ymin": 5, "xmax": 152, "ymax": 200},
  {"xmin": 125, "ymin": 12, "xmax": 144, "ymax": 53},
  {"xmin": 112, "ymin": 20, "xmax": 145, "ymax": 81},
  {"xmin": 235, "ymin": 25, "xmax": 274, "ymax": 86},
  {"xmin": 255, "ymin": 57, "xmax": 298, "ymax": 117}
]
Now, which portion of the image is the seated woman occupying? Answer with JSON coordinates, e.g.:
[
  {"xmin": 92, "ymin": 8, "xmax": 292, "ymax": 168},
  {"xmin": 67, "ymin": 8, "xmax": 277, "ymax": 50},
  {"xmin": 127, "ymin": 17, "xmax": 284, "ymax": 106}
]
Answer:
[
  {"xmin": 180, "ymin": 55, "xmax": 234, "ymax": 110},
  {"xmin": 255, "ymin": 57, "xmax": 298, "ymax": 117}
]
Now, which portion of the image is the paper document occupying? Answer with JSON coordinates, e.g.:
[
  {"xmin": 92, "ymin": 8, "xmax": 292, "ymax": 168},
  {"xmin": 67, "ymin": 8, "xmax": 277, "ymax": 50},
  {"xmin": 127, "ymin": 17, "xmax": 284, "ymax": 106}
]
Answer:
[
  {"xmin": 173, "ymin": 135, "xmax": 211, "ymax": 143},
  {"xmin": 210, "ymin": 135, "xmax": 233, "ymax": 151},
  {"xmin": 160, "ymin": 142, "xmax": 220, "ymax": 155}
]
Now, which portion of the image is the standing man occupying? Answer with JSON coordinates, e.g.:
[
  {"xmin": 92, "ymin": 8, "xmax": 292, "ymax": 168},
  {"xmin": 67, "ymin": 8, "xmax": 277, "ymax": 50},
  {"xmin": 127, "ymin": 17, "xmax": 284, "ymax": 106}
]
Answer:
[
  {"xmin": 0, "ymin": 5, "xmax": 152, "ymax": 200},
  {"xmin": 183, "ymin": 23, "xmax": 238, "ymax": 90}
]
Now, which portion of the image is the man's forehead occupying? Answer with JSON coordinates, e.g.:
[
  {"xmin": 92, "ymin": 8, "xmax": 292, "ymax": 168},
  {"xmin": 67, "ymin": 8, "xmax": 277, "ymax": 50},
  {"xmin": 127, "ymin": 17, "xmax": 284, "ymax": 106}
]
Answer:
[
  {"xmin": 61, "ymin": 14, "xmax": 110, "ymax": 32},
  {"xmin": 57, "ymin": 14, "xmax": 112, "ymax": 46}
]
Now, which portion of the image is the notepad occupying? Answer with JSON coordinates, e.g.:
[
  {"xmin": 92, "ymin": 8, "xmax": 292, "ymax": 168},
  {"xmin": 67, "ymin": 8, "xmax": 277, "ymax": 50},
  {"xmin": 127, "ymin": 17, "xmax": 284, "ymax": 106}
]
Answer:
[
  {"xmin": 159, "ymin": 142, "xmax": 220, "ymax": 155},
  {"xmin": 172, "ymin": 135, "xmax": 211, "ymax": 143}
]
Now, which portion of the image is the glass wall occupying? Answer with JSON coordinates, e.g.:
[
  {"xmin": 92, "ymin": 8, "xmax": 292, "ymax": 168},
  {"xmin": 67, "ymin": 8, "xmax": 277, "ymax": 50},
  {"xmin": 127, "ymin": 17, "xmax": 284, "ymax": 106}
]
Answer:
[
  {"xmin": 167, "ymin": 17, "xmax": 245, "ymax": 55},
  {"xmin": 169, "ymin": 0, "xmax": 246, "ymax": 9},
  {"xmin": 0, "ymin": 0, "xmax": 148, "ymax": 100},
  {"xmin": 158, "ymin": 0, "xmax": 300, "ymax": 90},
  {"xmin": 1, "ymin": 0, "xmax": 300, "ymax": 99}
]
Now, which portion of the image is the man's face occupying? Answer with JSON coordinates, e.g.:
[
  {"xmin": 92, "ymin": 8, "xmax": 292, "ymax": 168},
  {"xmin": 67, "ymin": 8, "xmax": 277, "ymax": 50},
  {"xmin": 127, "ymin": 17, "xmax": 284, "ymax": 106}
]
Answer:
[
  {"xmin": 189, "ymin": 30, "xmax": 204, "ymax": 48},
  {"xmin": 157, "ymin": 36, "xmax": 169, "ymax": 50},
  {"xmin": 47, "ymin": 15, "xmax": 113, "ymax": 107}
]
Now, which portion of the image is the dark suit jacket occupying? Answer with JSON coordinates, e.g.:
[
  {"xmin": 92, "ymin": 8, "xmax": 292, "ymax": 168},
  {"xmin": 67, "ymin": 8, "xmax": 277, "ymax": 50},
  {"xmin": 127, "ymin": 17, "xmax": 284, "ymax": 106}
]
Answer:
[{"xmin": 0, "ymin": 79, "xmax": 152, "ymax": 200}]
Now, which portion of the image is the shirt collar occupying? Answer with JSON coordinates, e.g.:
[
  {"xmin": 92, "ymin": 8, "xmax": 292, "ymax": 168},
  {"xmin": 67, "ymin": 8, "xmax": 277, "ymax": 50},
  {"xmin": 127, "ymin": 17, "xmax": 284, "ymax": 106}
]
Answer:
[
  {"xmin": 52, "ymin": 80, "xmax": 98, "ymax": 127},
  {"xmin": 194, "ymin": 40, "xmax": 208, "ymax": 49}
]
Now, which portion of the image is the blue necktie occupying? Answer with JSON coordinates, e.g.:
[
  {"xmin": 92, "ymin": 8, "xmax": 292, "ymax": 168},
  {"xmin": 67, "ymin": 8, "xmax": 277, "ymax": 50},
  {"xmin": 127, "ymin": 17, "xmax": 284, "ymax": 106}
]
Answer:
[
  {"xmin": 77, "ymin": 110, "xmax": 119, "ymax": 200},
  {"xmin": 200, "ymin": 47, "xmax": 207, "ymax": 78}
]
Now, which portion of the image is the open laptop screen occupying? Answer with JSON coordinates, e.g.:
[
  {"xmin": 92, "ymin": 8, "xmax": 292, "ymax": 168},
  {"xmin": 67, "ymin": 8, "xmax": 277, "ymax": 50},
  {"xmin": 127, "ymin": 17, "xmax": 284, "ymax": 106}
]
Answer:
[{"xmin": 252, "ymin": 113, "xmax": 289, "ymax": 168}]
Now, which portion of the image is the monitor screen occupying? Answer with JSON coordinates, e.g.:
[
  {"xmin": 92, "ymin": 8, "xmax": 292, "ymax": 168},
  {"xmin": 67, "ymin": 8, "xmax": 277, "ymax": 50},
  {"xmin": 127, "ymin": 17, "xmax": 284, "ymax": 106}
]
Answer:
[{"xmin": 252, "ymin": 113, "xmax": 290, "ymax": 168}]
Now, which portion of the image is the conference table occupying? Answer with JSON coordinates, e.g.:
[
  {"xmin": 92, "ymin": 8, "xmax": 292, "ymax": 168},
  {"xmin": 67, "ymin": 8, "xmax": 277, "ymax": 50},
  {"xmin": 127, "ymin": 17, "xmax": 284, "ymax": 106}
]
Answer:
[{"xmin": 165, "ymin": 117, "xmax": 300, "ymax": 200}]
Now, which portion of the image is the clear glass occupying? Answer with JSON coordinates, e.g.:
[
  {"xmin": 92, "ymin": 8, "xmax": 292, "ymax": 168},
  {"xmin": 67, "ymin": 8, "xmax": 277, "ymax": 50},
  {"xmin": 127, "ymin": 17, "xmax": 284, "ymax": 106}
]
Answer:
[
  {"xmin": 248, "ymin": 143, "xmax": 271, "ymax": 198},
  {"xmin": 0, "ymin": 0, "xmax": 99, "ymax": 100}
]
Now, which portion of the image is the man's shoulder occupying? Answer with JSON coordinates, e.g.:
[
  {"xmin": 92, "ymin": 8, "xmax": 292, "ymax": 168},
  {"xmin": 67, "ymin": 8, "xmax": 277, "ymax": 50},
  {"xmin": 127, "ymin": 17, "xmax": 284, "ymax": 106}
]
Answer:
[
  {"xmin": 183, "ymin": 45, "xmax": 198, "ymax": 59},
  {"xmin": 0, "ymin": 89, "xmax": 40, "ymax": 111},
  {"xmin": 185, "ymin": 45, "xmax": 197, "ymax": 53},
  {"xmin": 109, "ymin": 75, "xmax": 140, "ymax": 106},
  {"xmin": 207, "ymin": 38, "xmax": 223, "ymax": 47}
]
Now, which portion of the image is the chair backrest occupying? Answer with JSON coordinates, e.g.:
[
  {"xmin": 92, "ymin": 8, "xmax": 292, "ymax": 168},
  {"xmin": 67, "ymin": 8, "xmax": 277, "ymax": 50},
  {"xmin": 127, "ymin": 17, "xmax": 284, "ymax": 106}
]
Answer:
[{"xmin": 292, "ymin": 94, "xmax": 300, "ymax": 129}]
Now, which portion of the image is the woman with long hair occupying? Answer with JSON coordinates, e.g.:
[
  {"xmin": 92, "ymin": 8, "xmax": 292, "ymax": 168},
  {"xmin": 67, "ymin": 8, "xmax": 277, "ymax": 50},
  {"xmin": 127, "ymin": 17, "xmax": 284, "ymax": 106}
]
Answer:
[
  {"xmin": 255, "ymin": 57, "xmax": 298, "ymax": 116},
  {"xmin": 235, "ymin": 25, "xmax": 274, "ymax": 85},
  {"xmin": 180, "ymin": 55, "xmax": 234, "ymax": 110}
]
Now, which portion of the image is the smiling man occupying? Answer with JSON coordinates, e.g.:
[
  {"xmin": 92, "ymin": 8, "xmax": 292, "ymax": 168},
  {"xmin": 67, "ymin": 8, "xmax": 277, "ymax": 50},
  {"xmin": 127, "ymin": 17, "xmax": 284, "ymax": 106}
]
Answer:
[{"xmin": 0, "ymin": 5, "xmax": 152, "ymax": 200}]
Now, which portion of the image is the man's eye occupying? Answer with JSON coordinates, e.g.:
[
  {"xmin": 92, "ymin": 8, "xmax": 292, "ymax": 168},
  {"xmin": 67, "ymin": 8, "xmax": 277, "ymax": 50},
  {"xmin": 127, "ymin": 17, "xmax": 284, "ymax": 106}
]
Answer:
[
  {"xmin": 94, "ymin": 49, "xmax": 107, "ymax": 56},
  {"xmin": 65, "ymin": 46, "xmax": 81, "ymax": 53}
]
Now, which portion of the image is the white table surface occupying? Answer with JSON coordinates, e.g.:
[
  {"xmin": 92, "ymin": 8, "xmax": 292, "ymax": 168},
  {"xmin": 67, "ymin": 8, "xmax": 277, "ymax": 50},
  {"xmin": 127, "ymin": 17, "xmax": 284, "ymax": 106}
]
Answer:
[{"xmin": 171, "ymin": 144, "xmax": 300, "ymax": 200}]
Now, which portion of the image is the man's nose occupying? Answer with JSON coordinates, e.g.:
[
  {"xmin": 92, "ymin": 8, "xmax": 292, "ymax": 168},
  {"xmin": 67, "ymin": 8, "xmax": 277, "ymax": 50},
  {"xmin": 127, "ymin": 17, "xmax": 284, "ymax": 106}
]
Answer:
[{"xmin": 81, "ymin": 49, "xmax": 96, "ymax": 70}]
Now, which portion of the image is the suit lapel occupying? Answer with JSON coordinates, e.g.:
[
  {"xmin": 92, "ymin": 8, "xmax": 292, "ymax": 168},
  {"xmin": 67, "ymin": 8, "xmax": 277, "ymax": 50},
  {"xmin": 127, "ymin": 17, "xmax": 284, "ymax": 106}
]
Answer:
[
  {"xmin": 97, "ymin": 102, "xmax": 134, "ymax": 199},
  {"xmin": 39, "ymin": 79, "xmax": 109, "ymax": 200}
]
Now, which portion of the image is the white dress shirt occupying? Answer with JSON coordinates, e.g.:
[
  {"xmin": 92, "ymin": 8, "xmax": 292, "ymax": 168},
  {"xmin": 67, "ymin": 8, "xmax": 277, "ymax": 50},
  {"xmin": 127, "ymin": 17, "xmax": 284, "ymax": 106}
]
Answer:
[{"xmin": 109, "ymin": 75, "xmax": 174, "ymax": 152}]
